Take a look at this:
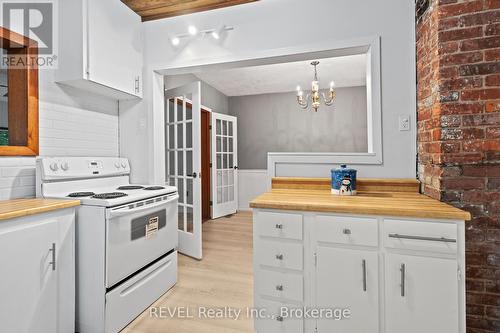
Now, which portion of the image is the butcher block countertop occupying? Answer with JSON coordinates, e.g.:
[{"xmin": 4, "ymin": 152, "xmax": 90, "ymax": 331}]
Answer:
[
  {"xmin": 250, "ymin": 178, "xmax": 471, "ymax": 221},
  {"xmin": 0, "ymin": 199, "xmax": 80, "ymax": 221}
]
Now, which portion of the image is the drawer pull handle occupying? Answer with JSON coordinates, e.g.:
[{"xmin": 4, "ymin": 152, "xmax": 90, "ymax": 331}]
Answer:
[
  {"xmin": 276, "ymin": 316, "xmax": 284, "ymax": 322},
  {"xmin": 275, "ymin": 254, "xmax": 284, "ymax": 260},
  {"xmin": 388, "ymin": 233, "xmax": 456, "ymax": 243},
  {"xmin": 276, "ymin": 284, "xmax": 284, "ymax": 291},
  {"xmin": 362, "ymin": 259, "xmax": 367, "ymax": 292},
  {"xmin": 275, "ymin": 223, "xmax": 283, "ymax": 229},
  {"xmin": 49, "ymin": 243, "xmax": 56, "ymax": 271},
  {"xmin": 400, "ymin": 263, "xmax": 406, "ymax": 297},
  {"xmin": 343, "ymin": 228, "xmax": 351, "ymax": 235}
]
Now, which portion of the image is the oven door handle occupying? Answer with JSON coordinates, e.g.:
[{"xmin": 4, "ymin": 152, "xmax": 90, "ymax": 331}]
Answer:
[{"xmin": 106, "ymin": 194, "xmax": 179, "ymax": 218}]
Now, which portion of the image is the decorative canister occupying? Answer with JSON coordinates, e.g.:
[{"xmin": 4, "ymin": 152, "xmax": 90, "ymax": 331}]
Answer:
[{"xmin": 331, "ymin": 164, "xmax": 357, "ymax": 195}]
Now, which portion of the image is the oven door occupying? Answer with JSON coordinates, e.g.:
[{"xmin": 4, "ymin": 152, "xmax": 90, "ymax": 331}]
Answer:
[{"xmin": 105, "ymin": 193, "xmax": 178, "ymax": 287}]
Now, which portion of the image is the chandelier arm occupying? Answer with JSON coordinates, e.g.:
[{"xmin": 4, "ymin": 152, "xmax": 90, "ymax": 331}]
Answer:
[
  {"xmin": 322, "ymin": 91, "xmax": 336, "ymax": 106},
  {"xmin": 297, "ymin": 93, "xmax": 310, "ymax": 109},
  {"xmin": 298, "ymin": 100, "xmax": 309, "ymax": 109}
]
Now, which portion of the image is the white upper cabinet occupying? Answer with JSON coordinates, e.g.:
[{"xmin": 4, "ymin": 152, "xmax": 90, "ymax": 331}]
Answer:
[{"xmin": 57, "ymin": 0, "xmax": 143, "ymax": 99}]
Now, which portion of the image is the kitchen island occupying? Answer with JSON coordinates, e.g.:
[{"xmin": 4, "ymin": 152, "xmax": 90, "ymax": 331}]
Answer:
[{"xmin": 250, "ymin": 177, "xmax": 470, "ymax": 333}]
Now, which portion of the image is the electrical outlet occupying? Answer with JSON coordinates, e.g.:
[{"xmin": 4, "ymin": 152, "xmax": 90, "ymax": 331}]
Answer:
[{"xmin": 399, "ymin": 115, "xmax": 410, "ymax": 131}]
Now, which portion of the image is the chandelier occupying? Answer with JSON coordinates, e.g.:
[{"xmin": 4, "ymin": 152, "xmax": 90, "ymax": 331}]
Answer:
[{"xmin": 296, "ymin": 61, "xmax": 336, "ymax": 112}]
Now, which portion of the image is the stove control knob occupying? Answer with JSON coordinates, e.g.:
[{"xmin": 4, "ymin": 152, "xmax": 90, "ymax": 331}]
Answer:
[
  {"xmin": 121, "ymin": 162, "xmax": 127, "ymax": 168},
  {"xmin": 114, "ymin": 162, "xmax": 120, "ymax": 169},
  {"xmin": 61, "ymin": 162, "xmax": 69, "ymax": 171},
  {"xmin": 49, "ymin": 163, "xmax": 59, "ymax": 171}
]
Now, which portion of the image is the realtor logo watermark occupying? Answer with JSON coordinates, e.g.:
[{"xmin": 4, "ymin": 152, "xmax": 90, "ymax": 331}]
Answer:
[{"xmin": 0, "ymin": 0, "xmax": 58, "ymax": 68}]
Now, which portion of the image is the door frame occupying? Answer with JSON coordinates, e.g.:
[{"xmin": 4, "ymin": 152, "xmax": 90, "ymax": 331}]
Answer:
[{"xmin": 201, "ymin": 108, "xmax": 212, "ymax": 222}]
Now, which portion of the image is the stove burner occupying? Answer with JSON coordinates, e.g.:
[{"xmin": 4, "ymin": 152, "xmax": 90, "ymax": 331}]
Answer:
[
  {"xmin": 67, "ymin": 192, "xmax": 95, "ymax": 198},
  {"xmin": 92, "ymin": 192, "xmax": 128, "ymax": 199},
  {"xmin": 143, "ymin": 186, "xmax": 165, "ymax": 191},
  {"xmin": 117, "ymin": 185, "xmax": 145, "ymax": 190}
]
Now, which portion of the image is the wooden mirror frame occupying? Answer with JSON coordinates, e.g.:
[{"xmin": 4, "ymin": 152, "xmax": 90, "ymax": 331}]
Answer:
[{"xmin": 0, "ymin": 27, "xmax": 39, "ymax": 156}]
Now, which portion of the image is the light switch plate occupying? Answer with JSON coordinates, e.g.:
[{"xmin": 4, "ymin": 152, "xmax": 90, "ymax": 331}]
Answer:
[{"xmin": 399, "ymin": 115, "xmax": 410, "ymax": 131}]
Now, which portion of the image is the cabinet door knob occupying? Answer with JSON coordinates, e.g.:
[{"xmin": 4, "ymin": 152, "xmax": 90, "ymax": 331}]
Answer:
[
  {"xmin": 343, "ymin": 228, "xmax": 351, "ymax": 235},
  {"xmin": 275, "ymin": 254, "xmax": 284, "ymax": 260},
  {"xmin": 276, "ymin": 284, "xmax": 284, "ymax": 291},
  {"xmin": 275, "ymin": 223, "xmax": 283, "ymax": 229}
]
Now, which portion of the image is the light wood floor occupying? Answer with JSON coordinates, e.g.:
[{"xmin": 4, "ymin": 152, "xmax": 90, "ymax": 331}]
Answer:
[{"xmin": 123, "ymin": 211, "xmax": 254, "ymax": 333}]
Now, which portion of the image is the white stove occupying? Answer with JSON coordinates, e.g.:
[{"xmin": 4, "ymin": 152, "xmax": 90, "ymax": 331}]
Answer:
[
  {"xmin": 37, "ymin": 156, "xmax": 177, "ymax": 207},
  {"xmin": 36, "ymin": 157, "xmax": 178, "ymax": 333}
]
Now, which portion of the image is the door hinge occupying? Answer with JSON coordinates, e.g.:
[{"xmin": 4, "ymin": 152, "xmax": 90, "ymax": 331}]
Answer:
[
  {"xmin": 210, "ymin": 201, "xmax": 213, "ymax": 206},
  {"xmin": 458, "ymin": 265, "xmax": 462, "ymax": 281},
  {"xmin": 209, "ymin": 125, "xmax": 212, "ymax": 130},
  {"xmin": 209, "ymin": 162, "xmax": 212, "ymax": 168},
  {"xmin": 134, "ymin": 76, "xmax": 140, "ymax": 94},
  {"xmin": 313, "ymin": 252, "xmax": 317, "ymax": 267}
]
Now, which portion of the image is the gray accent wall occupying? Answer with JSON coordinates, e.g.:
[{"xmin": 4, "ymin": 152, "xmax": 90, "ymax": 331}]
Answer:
[
  {"xmin": 164, "ymin": 74, "xmax": 229, "ymax": 114},
  {"xmin": 229, "ymin": 86, "xmax": 367, "ymax": 169}
]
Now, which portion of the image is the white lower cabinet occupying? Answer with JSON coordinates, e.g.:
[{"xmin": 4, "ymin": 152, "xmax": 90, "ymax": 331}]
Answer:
[
  {"xmin": 316, "ymin": 247, "xmax": 379, "ymax": 333},
  {"xmin": 253, "ymin": 209, "xmax": 465, "ymax": 333},
  {"xmin": 0, "ymin": 208, "xmax": 75, "ymax": 333},
  {"xmin": 385, "ymin": 254, "xmax": 459, "ymax": 333}
]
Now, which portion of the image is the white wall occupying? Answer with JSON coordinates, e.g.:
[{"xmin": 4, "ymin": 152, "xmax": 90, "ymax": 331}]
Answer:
[
  {"xmin": 120, "ymin": 0, "xmax": 416, "ymax": 189},
  {"xmin": 0, "ymin": 69, "xmax": 119, "ymax": 200}
]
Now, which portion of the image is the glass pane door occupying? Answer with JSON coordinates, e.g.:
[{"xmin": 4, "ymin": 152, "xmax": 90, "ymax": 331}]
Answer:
[
  {"xmin": 165, "ymin": 82, "xmax": 202, "ymax": 259},
  {"xmin": 211, "ymin": 113, "xmax": 238, "ymax": 219}
]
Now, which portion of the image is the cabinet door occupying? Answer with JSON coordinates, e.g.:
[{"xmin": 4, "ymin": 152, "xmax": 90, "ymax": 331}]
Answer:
[
  {"xmin": 385, "ymin": 254, "xmax": 458, "ymax": 333},
  {"xmin": 316, "ymin": 247, "xmax": 379, "ymax": 333},
  {"xmin": 0, "ymin": 220, "xmax": 58, "ymax": 333},
  {"xmin": 87, "ymin": 0, "xmax": 143, "ymax": 97}
]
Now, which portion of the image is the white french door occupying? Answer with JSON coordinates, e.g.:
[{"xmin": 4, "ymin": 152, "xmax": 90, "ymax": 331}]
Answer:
[
  {"xmin": 211, "ymin": 113, "xmax": 238, "ymax": 219},
  {"xmin": 165, "ymin": 82, "xmax": 202, "ymax": 259}
]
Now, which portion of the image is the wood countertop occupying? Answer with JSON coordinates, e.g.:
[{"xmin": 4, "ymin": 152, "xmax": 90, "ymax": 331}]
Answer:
[
  {"xmin": 0, "ymin": 198, "xmax": 80, "ymax": 221},
  {"xmin": 250, "ymin": 178, "xmax": 471, "ymax": 221}
]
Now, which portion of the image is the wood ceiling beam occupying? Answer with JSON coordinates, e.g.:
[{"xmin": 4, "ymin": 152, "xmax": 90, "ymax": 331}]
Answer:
[{"xmin": 122, "ymin": 0, "xmax": 257, "ymax": 21}]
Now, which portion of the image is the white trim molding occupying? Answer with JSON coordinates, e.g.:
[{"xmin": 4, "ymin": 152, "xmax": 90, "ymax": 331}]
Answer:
[
  {"xmin": 267, "ymin": 37, "xmax": 383, "ymax": 180},
  {"xmin": 237, "ymin": 169, "xmax": 267, "ymax": 211},
  {"xmin": 151, "ymin": 36, "xmax": 383, "ymax": 185}
]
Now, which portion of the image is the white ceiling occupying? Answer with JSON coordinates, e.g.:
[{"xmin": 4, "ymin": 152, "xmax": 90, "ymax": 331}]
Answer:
[{"xmin": 194, "ymin": 54, "xmax": 367, "ymax": 97}]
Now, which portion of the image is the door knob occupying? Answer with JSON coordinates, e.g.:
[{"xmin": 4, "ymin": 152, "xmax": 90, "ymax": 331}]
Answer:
[
  {"xmin": 187, "ymin": 172, "xmax": 197, "ymax": 178},
  {"xmin": 233, "ymin": 166, "xmax": 239, "ymax": 170}
]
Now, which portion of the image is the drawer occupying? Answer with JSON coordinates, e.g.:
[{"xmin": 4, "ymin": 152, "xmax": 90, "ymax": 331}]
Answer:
[
  {"xmin": 105, "ymin": 252, "xmax": 177, "ymax": 333},
  {"xmin": 316, "ymin": 215, "xmax": 378, "ymax": 247},
  {"xmin": 257, "ymin": 269, "xmax": 303, "ymax": 302},
  {"xmin": 254, "ymin": 298, "xmax": 304, "ymax": 333},
  {"xmin": 384, "ymin": 219, "xmax": 458, "ymax": 254},
  {"xmin": 257, "ymin": 211, "xmax": 303, "ymax": 240},
  {"xmin": 255, "ymin": 239, "xmax": 303, "ymax": 271}
]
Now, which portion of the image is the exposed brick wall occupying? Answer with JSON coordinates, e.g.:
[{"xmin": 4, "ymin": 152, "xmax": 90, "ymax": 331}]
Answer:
[{"xmin": 416, "ymin": 1, "xmax": 500, "ymax": 332}]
